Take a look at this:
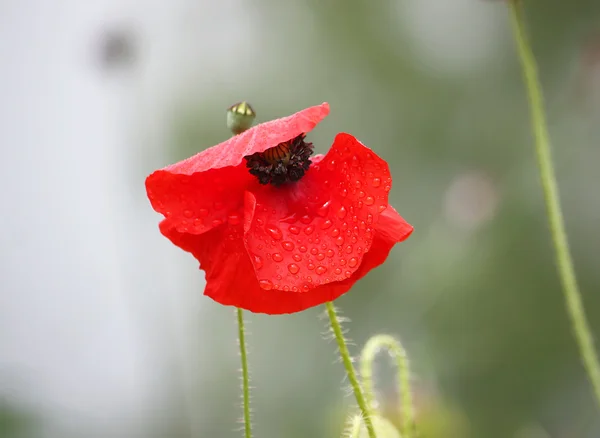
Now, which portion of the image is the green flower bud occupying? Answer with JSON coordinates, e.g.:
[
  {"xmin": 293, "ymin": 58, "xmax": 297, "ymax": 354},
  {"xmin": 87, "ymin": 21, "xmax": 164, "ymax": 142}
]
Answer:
[{"xmin": 227, "ymin": 101, "xmax": 256, "ymax": 135}]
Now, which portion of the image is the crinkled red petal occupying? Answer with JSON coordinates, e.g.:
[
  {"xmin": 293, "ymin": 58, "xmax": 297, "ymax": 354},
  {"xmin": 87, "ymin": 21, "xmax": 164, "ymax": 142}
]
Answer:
[
  {"xmin": 145, "ymin": 103, "xmax": 330, "ymax": 236},
  {"xmin": 159, "ymin": 205, "xmax": 412, "ymax": 314},
  {"xmin": 243, "ymin": 133, "xmax": 395, "ymax": 292}
]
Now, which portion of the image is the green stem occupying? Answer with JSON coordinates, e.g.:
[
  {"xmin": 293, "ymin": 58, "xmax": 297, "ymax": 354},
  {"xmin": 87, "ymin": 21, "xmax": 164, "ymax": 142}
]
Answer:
[
  {"xmin": 325, "ymin": 302, "xmax": 377, "ymax": 438},
  {"xmin": 508, "ymin": 0, "xmax": 600, "ymax": 407},
  {"xmin": 360, "ymin": 335, "xmax": 414, "ymax": 438},
  {"xmin": 237, "ymin": 308, "xmax": 252, "ymax": 438}
]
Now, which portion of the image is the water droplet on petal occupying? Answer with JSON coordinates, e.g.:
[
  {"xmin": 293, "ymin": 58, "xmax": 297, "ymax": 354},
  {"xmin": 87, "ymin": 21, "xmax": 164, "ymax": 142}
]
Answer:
[
  {"xmin": 345, "ymin": 270, "xmax": 353, "ymax": 278},
  {"xmin": 253, "ymin": 255, "xmax": 264, "ymax": 269},
  {"xmin": 259, "ymin": 279, "xmax": 273, "ymax": 290},
  {"xmin": 299, "ymin": 246, "xmax": 307, "ymax": 253},
  {"xmin": 198, "ymin": 208, "xmax": 209, "ymax": 218},
  {"xmin": 354, "ymin": 180, "xmax": 362, "ymax": 188},
  {"xmin": 364, "ymin": 196, "xmax": 375, "ymax": 206},
  {"xmin": 304, "ymin": 226, "xmax": 314, "ymax": 235},
  {"xmin": 266, "ymin": 225, "xmax": 283, "ymax": 240},
  {"xmin": 183, "ymin": 209, "xmax": 193, "ymax": 218},
  {"xmin": 337, "ymin": 206, "xmax": 347, "ymax": 219},
  {"xmin": 212, "ymin": 219, "xmax": 223, "ymax": 227},
  {"xmin": 293, "ymin": 254, "xmax": 302, "ymax": 262},
  {"xmin": 378, "ymin": 205, "xmax": 387, "ymax": 213},
  {"xmin": 228, "ymin": 213, "xmax": 241, "ymax": 225},
  {"xmin": 289, "ymin": 225, "xmax": 300, "ymax": 235},
  {"xmin": 348, "ymin": 257, "xmax": 358, "ymax": 268},
  {"xmin": 307, "ymin": 263, "xmax": 315, "ymax": 270},
  {"xmin": 300, "ymin": 215, "xmax": 313, "ymax": 225},
  {"xmin": 315, "ymin": 266, "xmax": 327, "ymax": 275},
  {"xmin": 272, "ymin": 253, "xmax": 283, "ymax": 262},
  {"xmin": 316, "ymin": 253, "xmax": 325, "ymax": 261},
  {"xmin": 345, "ymin": 245, "xmax": 353, "ymax": 254},
  {"xmin": 334, "ymin": 268, "xmax": 342, "ymax": 275},
  {"xmin": 193, "ymin": 218, "xmax": 203, "ymax": 227},
  {"xmin": 326, "ymin": 249, "xmax": 335, "ymax": 258},
  {"xmin": 330, "ymin": 228, "xmax": 340, "ymax": 237},
  {"xmin": 310, "ymin": 248, "xmax": 318, "ymax": 255},
  {"xmin": 358, "ymin": 190, "xmax": 365, "ymax": 198},
  {"xmin": 335, "ymin": 236, "xmax": 345, "ymax": 246},
  {"xmin": 320, "ymin": 219, "xmax": 333, "ymax": 230},
  {"xmin": 339, "ymin": 258, "xmax": 347, "ymax": 266},
  {"xmin": 288, "ymin": 263, "xmax": 300, "ymax": 274},
  {"xmin": 384, "ymin": 185, "xmax": 391, "ymax": 192},
  {"xmin": 317, "ymin": 201, "xmax": 332, "ymax": 217},
  {"xmin": 340, "ymin": 188, "xmax": 348, "ymax": 197},
  {"xmin": 372, "ymin": 177, "xmax": 381, "ymax": 187},
  {"xmin": 282, "ymin": 241, "xmax": 295, "ymax": 251}
]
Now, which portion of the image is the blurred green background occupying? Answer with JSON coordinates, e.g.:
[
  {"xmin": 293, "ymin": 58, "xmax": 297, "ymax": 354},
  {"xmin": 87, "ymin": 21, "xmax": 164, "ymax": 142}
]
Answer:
[{"xmin": 3, "ymin": 0, "xmax": 600, "ymax": 437}]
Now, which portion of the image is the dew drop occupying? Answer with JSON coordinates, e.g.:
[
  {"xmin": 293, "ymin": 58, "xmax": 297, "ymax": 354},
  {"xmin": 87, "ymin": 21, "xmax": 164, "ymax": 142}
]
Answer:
[
  {"xmin": 337, "ymin": 206, "xmax": 347, "ymax": 219},
  {"xmin": 340, "ymin": 188, "xmax": 348, "ymax": 197},
  {"xmin": 364, "ymin": 196, "xmax": 375, "ymax": 206},
  {"xmin": 307, "ymin": 263, "xmax": 315, "ymax": 270},
  {"xmin": 330, "ymin": 228, "xmax": 340, "ymax": 237},
  {"xmin": 378, "ymin": 205, "xmax": 387, "ymax": 213},
  {"xmin": 228, "ymin": 213, "xmax": 241, "ymax": 225},
  {"xmin": 316, "ymin": 253, "xmax": 325, "ymax": 261},
  {"xmin": 299, "ymin": 246, "xmax": 307, "ymax": 253},
  {"xmin": 272, "ymin": 253, "xmax": 283, "ymax": 262},
  {"xmin": 320, "ymin": 219, "xmax": 333, "ymax": 230},
  {"xmin": 288, "ymin": 263, "xmax": 300, "ymax": 274},
  {"xmin": 366, "ymin": 214, "xmax": 374, "ymax": 225},
  {"xmin": 293, "ymin": 254, "xmax": 302, "ymax": 262},
  {"xmin": 193, "ymin": 218, "xmax": 203, "ymax": 227},
  {"xmin": 317, "ymin": 201, "xmax": 332, "ymax": 217},
  {"xmin": 354, "ymin": 180, "xmax": 362, "ymax": 188},
  {"xmin": 351, "ymin": 236, "xmax": 357, "ymax": 244},
  {"xmin": 326, "ymin": 249, "xmax": 335, "ymax": 258},
  {"xmin": 212, "ymin": 219, "xmax": 223, "ymax": 227},
  {"xmin": 253, "ymin": 255, "xmax": 264, "ymax": 269},
  {"xmin": 310, "ymin": 248, "xmax": 318, "ymax": 255},
  {"xmin": 300, "ymin": 215, "xmax": 313, "ymax": 225},
  {"xmin": 183, "ymin": 209, "xmax": 193, "ymax": 218},
  {"xmin": 292, "ymin": 286, "xmax": 298, "ymax": 292},
  {"xmin": 339, "ymin": 258, "xmax": 347, "ymax": 266},
  {"xmin": 334, "ymin": 268, "xmax": 342, "ymax": 275},
  {"xmin": 315, "ymin": 266, "xmax": 327, "ymax": 275},
  {"xmin": 372, "ymin": 177, "xmax": 381, "ymax": 187},
  {"xmin": 384, "ymin": 185, "xmax": 391, "ymax": 192},
  {"xmin": 304, "ymin": 225, "xmax": 314, "ymax": 235},
  {"xmin": 358, "ymin": 190, "xmax": 365, "ymax": 198},
  {"xmin": 345, "ymin": 271, "xmax": 353, "ymax": 278},
  {"xmin": 198, "ymin": 208, "xmax": 209, "ymax": 218},
  {"xmin": 302, "ymin": 283, "xmax": 311, "ymax": 291},
  {"xmin": 348, "ymin": 257, "xmax": 358, "ymax": 268},
  {"xmin": 266, "ymin": 225, "xmax": 283, "ymax": 240},
  {"xmin": 282, "ymin": 241, "xmax": 295, "ymax": 251},
  {"xmin": 259, "ymin": 279, "xmax": 273, "ymax": 290},
  {"xmin": 335, "ymin": 236, "xmax": 345, "ymax": 246},
  {"xmin": 289, "ymin": 225, "xmax": 300, "ymax": 235},
  {"xmin": 345, "ymin": 245, "xmax": 353, "ymax": 254}
]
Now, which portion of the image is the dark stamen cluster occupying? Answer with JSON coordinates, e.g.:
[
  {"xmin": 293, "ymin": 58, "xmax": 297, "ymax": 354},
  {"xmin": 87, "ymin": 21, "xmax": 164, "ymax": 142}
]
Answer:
[{"xmin": 244, "ymin": 134, "xmax": 314, "ymax": 186}]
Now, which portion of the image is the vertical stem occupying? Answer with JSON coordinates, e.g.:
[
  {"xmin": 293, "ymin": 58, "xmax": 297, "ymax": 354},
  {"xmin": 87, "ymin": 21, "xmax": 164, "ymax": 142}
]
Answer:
[
  {"xmin": 360, "ymin": 335, "xmax": 414, "ymax": 438},
  {"xmin": 508, "ymin": 0, "xmax": 600, "ymax": 407},
  {"xmin": 237, "ymin": 308, "xmax": 252, "ymax": 438},
  {"xmin": 325, "ymin": 302, "xmax": 377, "ymax": 438}
]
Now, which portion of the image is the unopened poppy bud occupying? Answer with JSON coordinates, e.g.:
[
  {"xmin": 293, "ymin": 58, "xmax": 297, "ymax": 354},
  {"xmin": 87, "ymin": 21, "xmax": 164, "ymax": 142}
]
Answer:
[{"xmin": 227, "ymin": 101, "xmax": 256, "ymax": 135}]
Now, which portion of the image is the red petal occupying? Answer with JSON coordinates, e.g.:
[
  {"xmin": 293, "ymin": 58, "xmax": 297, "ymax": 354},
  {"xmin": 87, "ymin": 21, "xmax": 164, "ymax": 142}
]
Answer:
[
  {"xmin": 146, "ymin": 103, "xmax": 330, "ymax": 236},
  {"xmin": 243, "ymin": 133, "xmax": 395, "ymax": 292},
  {"xmin": 159, "ymin": 206, "xmax": 411, "ymax": 314},
  {"xmin": 163, "ymin": 103, "xmax": 329, "ymax": 175}
]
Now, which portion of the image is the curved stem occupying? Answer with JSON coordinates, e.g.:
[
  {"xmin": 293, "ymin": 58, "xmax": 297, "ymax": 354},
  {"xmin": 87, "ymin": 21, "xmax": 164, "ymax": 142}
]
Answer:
[
  {"xmin": 360, "ymin": 335, "xmax": 414, "ymax": 438},
  {"xmin": 508, "ymin": 0, "xmax": 600, "ymax": 407},
  {"xmin": 325, "ymin": 302, "xmax": 377, "ymax": 438},
  {"xmin": 237, "ymin": 308, "xmax": 252, "ymax": 438}
]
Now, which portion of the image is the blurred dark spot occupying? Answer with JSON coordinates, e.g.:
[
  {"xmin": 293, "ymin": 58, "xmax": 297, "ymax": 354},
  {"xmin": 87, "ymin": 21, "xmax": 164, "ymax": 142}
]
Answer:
[{"xmin": 97, "ymin": 27, "xmax": 137, "ymax": 70}]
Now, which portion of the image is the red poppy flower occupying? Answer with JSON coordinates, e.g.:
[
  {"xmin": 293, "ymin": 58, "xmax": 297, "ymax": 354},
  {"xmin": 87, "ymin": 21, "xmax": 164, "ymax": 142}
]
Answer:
[{"xmin": 146, "ymin": 103, "xmax": 413, "ymax": 314}]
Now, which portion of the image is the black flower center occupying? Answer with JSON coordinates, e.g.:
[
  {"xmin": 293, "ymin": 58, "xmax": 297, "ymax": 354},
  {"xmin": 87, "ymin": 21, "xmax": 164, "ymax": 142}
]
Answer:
[{"xmin": 244, "ymin": 134, "xmax": 314, "ymax": 186}]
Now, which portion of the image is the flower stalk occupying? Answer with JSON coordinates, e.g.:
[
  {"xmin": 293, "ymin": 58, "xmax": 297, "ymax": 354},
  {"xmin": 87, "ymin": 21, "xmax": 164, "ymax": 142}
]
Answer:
[
  {"xmin": 360, "ymin": 335, "xmax": 414, "ymax": 438},
  {"xmin": 508, "ymin": 0, "xmax": 600, "ymax": 407},
  {"xmin": 237, "ymin": 307, "xmax": 252, "ymax": 438},
  {"xmin": 325, "ymin": 302, "xmax": 377, "ymax": 438}
]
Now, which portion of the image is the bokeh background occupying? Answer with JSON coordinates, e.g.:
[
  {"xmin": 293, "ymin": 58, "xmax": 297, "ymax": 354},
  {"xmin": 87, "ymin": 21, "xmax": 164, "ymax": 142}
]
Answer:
[{"xmin": 2, "ymin": 0, "xmax": 600, "ymax": 437}]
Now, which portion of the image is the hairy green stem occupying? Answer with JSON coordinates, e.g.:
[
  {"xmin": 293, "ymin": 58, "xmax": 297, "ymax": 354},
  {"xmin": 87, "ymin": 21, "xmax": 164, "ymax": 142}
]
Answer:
[
  {"xmin": 508, "ymin": 0, "xmax": 600, "ymax": 407},
  {"xmin": 325, "ymin": 302, "xmax": 377, "ymax": 438},
  {"xmin": 237, "ymin": 308, "xmax": 252, "ymax": 438},
  {"xmin": 360, "ymin": 335, "xmax": 414, "ymax": 438}
]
